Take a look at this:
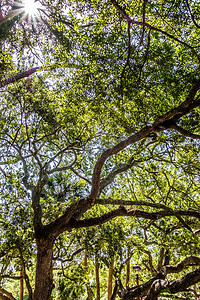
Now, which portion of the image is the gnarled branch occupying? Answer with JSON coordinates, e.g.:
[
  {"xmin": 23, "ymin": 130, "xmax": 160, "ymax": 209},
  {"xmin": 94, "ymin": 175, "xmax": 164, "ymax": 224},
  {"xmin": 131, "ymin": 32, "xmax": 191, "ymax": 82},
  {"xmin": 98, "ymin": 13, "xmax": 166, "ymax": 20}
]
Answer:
[{"xmin": 121, "ymin": 257, "xmax": 200, "ymax": 299}]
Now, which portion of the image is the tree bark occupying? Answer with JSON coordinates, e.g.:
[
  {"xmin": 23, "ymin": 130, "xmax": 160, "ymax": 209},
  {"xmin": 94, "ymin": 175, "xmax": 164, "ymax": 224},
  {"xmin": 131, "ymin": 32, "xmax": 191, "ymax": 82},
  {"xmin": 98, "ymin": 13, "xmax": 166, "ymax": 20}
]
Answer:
[
  {"xmin": 19, "ymin": 271, "xmax": 23, "ymax": 300},
  {"xmin": 95, "ymin": 254, "xmax": 100, "ymax": 300},
  {"xmin": 83, "ymin": 249, "xmax": 93, "ymax": 300},
  {"xmin": 0, "ymin": 287, "xmax": 15, "ymax": 300},
  {"xmin": 126, "ymin": 248, "xmax": 130, "ymax": 288},
  {"xmin": 33, "ymin": 237, "xmax": 55, "ymax": 300},
  {"xmin": 0, "ymin": 294, "xmax": 11, "ymax": 300},
  {"xmin": 157, "ymin": 247, "xmax": 165, "ymax": 271},
  {"xmin": 108, "ymin": 257, "xmax": 114, "ymax": 300},
  {"xmin": 0, "ymin": 68, "xmax": 39, "ymax": 88}
]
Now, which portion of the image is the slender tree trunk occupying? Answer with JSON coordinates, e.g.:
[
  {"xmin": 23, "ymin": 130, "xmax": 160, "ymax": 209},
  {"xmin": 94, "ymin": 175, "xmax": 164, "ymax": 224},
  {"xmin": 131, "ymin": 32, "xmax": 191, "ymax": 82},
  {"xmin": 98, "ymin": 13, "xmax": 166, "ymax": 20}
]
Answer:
[
  {"xmin": 136, "ymin": 274, "xmax": 141, "ymax": 300},
  {"xmin": 163, "ymin": 249, "xmax": 170, "ymax": 266},
  {"xmin": 108, "ymin": 257, "xmax": 114, "ymax": 300},
  {"xmin": 126, "ymin": 248, "xmax": 130, "ymax": 288},
  {"xmin": 19, "ymin": 270, "xmax": 23, "ymax": 300},
  {"xmin": 83, "ymin": 249, "xmax": 93, "ymax": 300},
  {"xmin": 33, "ymin": 237, "xmax": 55, "ymax": 300},
  {"xmin": 0, "ymin": 9, "xmax": 3, "ymax": 21},
  {"xmin": 95, "ymin": 255, "xmax": 100, "ymax": 300},
  {"xmin": 84, "ymin": 249, "xmax": 88, "ymax": 268},
  {"xmin": 19, "ymin": 247, "xmax": 33, "ymax": 300}
]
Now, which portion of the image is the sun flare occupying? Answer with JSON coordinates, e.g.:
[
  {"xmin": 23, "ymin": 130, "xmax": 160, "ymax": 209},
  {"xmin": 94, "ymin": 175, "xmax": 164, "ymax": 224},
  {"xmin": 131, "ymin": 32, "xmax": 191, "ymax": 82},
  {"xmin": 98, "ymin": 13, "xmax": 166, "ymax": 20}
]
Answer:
[{"xmin": 24, "ymin": 0, "xmax": 41, "ymax": 16}]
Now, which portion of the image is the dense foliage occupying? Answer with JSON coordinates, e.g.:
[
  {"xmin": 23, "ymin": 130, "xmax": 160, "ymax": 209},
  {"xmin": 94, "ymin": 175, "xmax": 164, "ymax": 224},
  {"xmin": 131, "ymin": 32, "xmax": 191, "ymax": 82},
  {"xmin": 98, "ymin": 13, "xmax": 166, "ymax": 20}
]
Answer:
[{"xmin": 1, "ymin": 0, "xmax": 200, "ymax": 299}]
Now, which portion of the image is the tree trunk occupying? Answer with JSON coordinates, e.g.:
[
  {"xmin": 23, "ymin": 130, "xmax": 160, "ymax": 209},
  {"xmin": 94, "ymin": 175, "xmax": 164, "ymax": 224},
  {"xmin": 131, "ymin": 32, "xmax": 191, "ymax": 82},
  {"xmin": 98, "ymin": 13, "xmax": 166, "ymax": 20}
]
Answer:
[
  {"xmin": 126, "ymin": 248, "xmax": 130, "ymax": 288},
  {"xmin": 136, "ymin": 274, "xmax": 141, "ymax": 300},
  {"xmin": 95, "ymin": 255, "xmax": 100, "ymax": 300},
  {"xmin": 157, "ymin": 247, "xmax": 165, "ymax": 271},
  {"xmin": 108, "ymin": 257, "xmax": 114, "ymax": 300},
  {"xmin": 33, "ymin": 237, "xmax": 55, "ymax": 300},
  {"xmin": 19, "ymin": 271, "xmax": 23, "ymax": 300},
  {"xmin": 19, "ymin": 247, "xmax": 33, "ymax": 300},
  {"xmin": 84, "ymin": 249, "xmax": 93, "ymax": 300}
]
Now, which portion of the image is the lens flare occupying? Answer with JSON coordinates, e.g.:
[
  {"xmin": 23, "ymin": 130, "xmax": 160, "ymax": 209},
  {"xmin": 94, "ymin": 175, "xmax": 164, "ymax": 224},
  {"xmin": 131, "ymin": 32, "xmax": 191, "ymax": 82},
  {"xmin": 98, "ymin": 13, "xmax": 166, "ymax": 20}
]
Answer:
[{"xmin": 24, "ymin": 0, "xmax": 41, "ymax": 16}]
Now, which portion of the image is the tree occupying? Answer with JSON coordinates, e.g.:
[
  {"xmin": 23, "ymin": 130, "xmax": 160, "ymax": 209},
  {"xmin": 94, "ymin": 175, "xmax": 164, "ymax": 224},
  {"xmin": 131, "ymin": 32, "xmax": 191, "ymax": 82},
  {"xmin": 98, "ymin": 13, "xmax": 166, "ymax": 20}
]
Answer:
[{"xmin": 1, "ymin": 0, "xmax": 200, "ymax": 299}]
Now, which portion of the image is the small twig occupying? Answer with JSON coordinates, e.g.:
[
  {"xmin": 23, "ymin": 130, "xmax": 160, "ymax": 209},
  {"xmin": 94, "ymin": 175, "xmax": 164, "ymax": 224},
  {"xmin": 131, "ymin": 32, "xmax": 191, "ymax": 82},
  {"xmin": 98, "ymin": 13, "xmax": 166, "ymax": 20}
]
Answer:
[
  {"xmin": 185, "ymin": 0, "xmax": 200, "ymax": 29},
  {"xmin": 120, "ymin": 20, "xmax": 132, "ymax": 95},
  {"xmin": 171, "ymin": 123, "xmax": 200, "ymax": 139},
  {"xmin": 110, "ymin": 0, "xmax": 200, "ymax": 63},
  {"xmin": 139, "ymin": 0, "xmax": 147, "ymax": 46}
]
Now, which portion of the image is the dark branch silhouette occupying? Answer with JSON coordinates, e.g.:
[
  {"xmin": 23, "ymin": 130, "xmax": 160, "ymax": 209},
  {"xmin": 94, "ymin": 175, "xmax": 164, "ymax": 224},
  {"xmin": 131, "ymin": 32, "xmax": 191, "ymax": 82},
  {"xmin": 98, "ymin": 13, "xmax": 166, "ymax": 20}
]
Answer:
[{"xmin": 0, "ymin": 67, "xmax": 39, "ymax": 88}]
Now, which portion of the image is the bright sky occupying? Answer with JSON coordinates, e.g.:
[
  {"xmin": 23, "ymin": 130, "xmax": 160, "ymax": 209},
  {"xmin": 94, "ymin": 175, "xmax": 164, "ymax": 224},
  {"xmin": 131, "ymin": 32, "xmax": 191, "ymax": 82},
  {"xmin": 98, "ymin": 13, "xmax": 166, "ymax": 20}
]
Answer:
[{"xmin": 24, "ymin": 0, "xmax": 41, "ymax": 16}]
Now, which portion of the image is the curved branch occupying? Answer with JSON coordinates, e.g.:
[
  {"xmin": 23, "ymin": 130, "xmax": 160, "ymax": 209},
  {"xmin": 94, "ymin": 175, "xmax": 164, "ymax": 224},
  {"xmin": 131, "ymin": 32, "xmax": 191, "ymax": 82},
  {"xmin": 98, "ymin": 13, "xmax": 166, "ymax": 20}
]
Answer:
[
  {"xmin": 70, "ymin": 167, "xmax": 92, "ymax": 185},
  {"xmin": 96, "ymin": 198, "xmax": 170, "ymax": 210},
  {"xmin": 89, "ymin": 127, "xmax": 153, "ymax": 199},
  {"xmin": 90, "ymin": 79, "xmax": 200, "ymax": 200},
  {"xmin": 95, "ymin": 200, "xmax": 200, "ymax": 232},
  {"xmin": 99, "ymin": 158, "xmax": 145, "ymax": 193},
  {"xmin": 40, "ymin": 79, "xmax": 200, "ymax": 237},
  {"xmin": 152, "ymin": 84, "xmax": 200, "ymax": 127},
  {"xmin": 43, "ymin": 196, "xmax": 90, "ymax": 237},
  {"xmin": 46, "ymin": 143, "xmax": 78, "ymax": 168},
  {"xmin": 70, "ymin": 207, "xmax": 129, "ymax": 228},
  {"xmin": 144, "ymin": 268, "xmax": 200, "ymax": 300},
  {"xmin": 69, "ymin": 207, "xmax": 200, "ymax": 229},
  {"xmin": 165, "ymin": 256, "xmax": 200, "ymax": 274},
  {"xmin": 121, "ymin": 257, "xmax": 200, "ymax": 300},
  {"xmin": 185, "ymin": 0, "xmax": 200, "ymax": 29},
  {"xmin": 53, "ymin": 248, "xmax": 84, "ymax": 262},
  {"xmin": 47, "ymin": 151, "xmax": 77, "ymax": 174}
]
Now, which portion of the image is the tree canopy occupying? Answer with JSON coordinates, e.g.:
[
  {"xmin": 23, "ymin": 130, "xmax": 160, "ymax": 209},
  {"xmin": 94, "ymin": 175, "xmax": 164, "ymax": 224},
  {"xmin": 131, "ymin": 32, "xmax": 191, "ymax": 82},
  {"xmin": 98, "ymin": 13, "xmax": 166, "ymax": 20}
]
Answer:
[{"xmin": 1, "ymin": 0, "xmax": 200, "ymax": 299}]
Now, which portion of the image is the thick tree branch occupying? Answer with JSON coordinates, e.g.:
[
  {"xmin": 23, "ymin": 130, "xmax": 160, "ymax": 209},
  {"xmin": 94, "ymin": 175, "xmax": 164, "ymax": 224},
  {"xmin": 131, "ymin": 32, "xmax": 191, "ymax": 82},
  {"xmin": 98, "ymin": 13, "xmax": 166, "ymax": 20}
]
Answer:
[
  {"xmin": 90, "ymin": 79, "xmax": 200, "ymax": 200},
  {"xmin": 152, "ymin": 90, "xmax": 200, "ymax": 128},
  {"xmin": 0, "ymin": 68, "xmax": 39, "ymax": 88},
  {"xmin": 121, "ymin": 257, "xmax": 200, "ymax": 299},
  {"xmin": 96, "ymin": 198, "xmax": 170, "ymax": 210},
  {"xmin": 43, "ymin": 196, "xmax": 91, "ymax": 237},
  {"xmin": 95, "ymin": 199, "xmax": 198, "ymax": 233},
  {"xmin": 0, "ymin": 287, "xmax": 15, "ymax": 300},
  {"xmin": 89, "ymin": 127, "xmax": 153, "ymax": 199},
  {"xmin": 32, "ymin": 175, "xmax": 47, "ymax": 235},
  {"xmin": 39, "ymin": 78, "xmax": 200, "ymax": 238},
  {"xmin": 144, "ymin": 268, "xmax": 200, "ymax": 300},
  {"xmin": 69, "ymin": 207, "xmax": 200, "ymax": 229}
]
